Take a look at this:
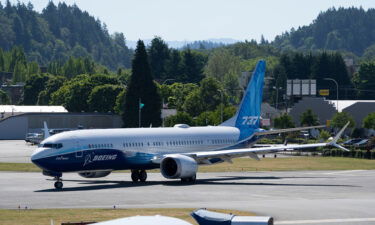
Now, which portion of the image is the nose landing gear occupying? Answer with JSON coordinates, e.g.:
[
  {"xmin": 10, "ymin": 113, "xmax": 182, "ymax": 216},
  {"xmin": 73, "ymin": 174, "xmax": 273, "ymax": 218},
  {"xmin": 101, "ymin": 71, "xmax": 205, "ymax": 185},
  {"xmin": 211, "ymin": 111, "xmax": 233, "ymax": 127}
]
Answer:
[{"xmin": 54, "ymin": 177, "xmax": 63, "ymax": 189}]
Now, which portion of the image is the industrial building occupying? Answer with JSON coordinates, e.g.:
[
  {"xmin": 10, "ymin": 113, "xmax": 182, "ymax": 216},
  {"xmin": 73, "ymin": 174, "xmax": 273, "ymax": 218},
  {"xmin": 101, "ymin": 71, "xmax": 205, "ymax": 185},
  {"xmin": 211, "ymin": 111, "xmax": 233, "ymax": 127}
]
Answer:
[
  {"xmin": 289, "ymin": 97, "xmax": 375, "ymax": 127},
  {"xmin": 0, "ymin": 111, "xmax": 122, "ymax": 140}
]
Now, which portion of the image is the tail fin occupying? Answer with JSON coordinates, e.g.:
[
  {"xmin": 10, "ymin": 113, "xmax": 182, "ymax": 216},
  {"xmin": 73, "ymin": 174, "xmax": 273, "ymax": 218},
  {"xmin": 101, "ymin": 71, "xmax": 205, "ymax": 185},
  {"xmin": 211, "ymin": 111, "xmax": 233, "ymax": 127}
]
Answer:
[
  {"xmin": 220, "ymin": 60, "xmax": 266, "ymax": 140},
  {"xmin": 43, "ymin": 121, "xmax": 50, "ymax": 139}
]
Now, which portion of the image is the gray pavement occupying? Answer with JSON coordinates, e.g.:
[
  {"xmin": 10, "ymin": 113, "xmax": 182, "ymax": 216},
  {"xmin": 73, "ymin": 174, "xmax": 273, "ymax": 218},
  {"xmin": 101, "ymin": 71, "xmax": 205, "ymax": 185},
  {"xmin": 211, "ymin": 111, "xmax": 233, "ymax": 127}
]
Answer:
[
  {"xmin": 0, "ymin": 140, "xmax": 36, "ymax": 163},
  {"xmin": 1, "ymin": 170, "xmax": 375, "ymax": 225}
]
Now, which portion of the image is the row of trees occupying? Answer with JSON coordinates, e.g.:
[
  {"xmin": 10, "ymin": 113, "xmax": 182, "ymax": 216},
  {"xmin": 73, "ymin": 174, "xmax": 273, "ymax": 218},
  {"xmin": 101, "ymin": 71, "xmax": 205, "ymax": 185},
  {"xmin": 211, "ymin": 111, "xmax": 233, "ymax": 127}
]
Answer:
[
  {"xmin": 0, "ymin": 46, "xmax": 40, "ymax": 83},
  {"xmin": 0, "ymin": 1, "xmax": 133, "ymax": 69},
  {"xmin": 148, "ymin": 37, "xmax": 207, "ymax": 83},
  {"xmin": 273, "ymin": 7, "xmax": 375, "ymax": 56},
  {"xmin": 273, "ymin": 109, "xmax": 375, "ymax": 136}
]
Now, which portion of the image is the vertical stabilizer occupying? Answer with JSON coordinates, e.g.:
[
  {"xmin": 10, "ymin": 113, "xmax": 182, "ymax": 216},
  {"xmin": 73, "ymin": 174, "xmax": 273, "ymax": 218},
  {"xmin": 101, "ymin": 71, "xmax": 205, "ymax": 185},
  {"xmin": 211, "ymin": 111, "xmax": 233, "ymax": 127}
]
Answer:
[
  {"xmin": 220, "ymin": 60, "xmax": 266, "ymax": 141},
  {"xmin": 43, "ymin": 121, "xmax": 50, "ymax": 139}
]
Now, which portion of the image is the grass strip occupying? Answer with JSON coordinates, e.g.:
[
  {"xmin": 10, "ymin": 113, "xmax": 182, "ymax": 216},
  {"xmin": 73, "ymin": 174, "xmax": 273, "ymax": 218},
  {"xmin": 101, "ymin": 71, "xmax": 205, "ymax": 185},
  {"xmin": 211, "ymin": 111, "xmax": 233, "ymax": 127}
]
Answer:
[{"xmin": 0, "ymin": 208, "xmax": 254, "ymax": 225}]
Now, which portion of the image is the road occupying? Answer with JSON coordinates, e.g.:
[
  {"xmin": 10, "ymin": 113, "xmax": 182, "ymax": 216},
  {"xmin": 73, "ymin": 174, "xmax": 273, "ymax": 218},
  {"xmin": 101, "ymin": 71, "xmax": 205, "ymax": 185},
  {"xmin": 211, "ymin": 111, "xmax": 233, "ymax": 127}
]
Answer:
[{"xmin": 1, "ymin": 170, "xmax": 375, "ymax": 225}]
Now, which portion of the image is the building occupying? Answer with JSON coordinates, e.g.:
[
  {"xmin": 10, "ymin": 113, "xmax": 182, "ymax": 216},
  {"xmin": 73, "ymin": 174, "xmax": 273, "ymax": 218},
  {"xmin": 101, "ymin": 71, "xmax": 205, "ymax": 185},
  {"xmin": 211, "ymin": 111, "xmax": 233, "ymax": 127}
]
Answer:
[
  {"xmin": 289, "ymin": 97, "xmax": 375, "ymax": 127},
  {"xmin": 0, "ymin": 105, "xmax": 67, "ymax": 119},
  {"xmin": 0, "ymin": 112, "xmax": 122, "ymax": 140}
]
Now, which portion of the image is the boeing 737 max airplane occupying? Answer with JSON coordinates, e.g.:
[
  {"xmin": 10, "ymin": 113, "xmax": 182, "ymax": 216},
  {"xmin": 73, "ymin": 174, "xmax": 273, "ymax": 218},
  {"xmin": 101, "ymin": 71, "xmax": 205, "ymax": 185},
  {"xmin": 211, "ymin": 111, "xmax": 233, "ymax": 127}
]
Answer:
[{"xmin": 31, "ymin": 60, "xmax": 349, "ymax": 189}]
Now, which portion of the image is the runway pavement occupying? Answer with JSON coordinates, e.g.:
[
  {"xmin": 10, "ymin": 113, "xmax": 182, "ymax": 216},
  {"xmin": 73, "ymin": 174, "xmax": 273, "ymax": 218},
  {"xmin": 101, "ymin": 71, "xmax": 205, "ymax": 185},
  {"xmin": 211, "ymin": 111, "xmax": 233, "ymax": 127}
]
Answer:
[
  {"xmin": 1, "ymin": 170, "xmax": 375, "ymax": 224},
  {"xmin": 0, "ymin": 140, "xmax": 36, "ymax": 163}
]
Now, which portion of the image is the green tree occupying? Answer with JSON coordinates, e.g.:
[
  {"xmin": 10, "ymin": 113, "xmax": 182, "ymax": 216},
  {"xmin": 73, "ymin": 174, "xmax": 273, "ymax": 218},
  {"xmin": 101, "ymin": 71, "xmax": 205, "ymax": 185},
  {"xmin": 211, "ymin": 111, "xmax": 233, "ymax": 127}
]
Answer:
[
  {"xmin": 200, "ymin": 77, "xmax": 226, "ymax": 111},
  {"xmin": 114, "ymin": 89, "xmax": 126, "ymax": 115},
  {"xmin": 165, "ymin": 49, "xmax": 182, "ymax": 80},
  {"xmin": 319, "ymin": 130, "xmax": 331, "ymax": 140},
  {"xmin": 21, "ymin": 73, "xmax": 50, "ymax": 105},
  {"xmin": 352, "ymin": 61, "xmax": 375, "ymax": 99},
  {"xmin": 182, "ymin": 89, "xmax": 204, "ymax": 117},
  {"xmin": 164, "ymin": 112, "xmax": 194, "ymax": 127},
  {"xmin": 148, "ymin": 36, "xmax": 170, "ymax": 79},
  {"xmin": 37, "ymin": 75, "xmax": 66, "ymax": 105},
  {"xmin": 363, "ymin": 112, "xmax": 375, "ymax": 129},
  {"xmin": 50, "ymin": 74, "xmax": 120, "ymax": 112},
  {"xmin": 27, "ymin": 61, "xmax": 40, "ymax": 76},
  {"xmin": 88, "ymin": 84, "xmax": 124, "ymax": 112},
  {"xmin": 194, "ymin": 111, "xmax": 217, "ymax": 126},
  {"xmin": 0, "ymin": 89, "xmax": 10, "ymax": 104},
  {"xmin": 274, "ymin": 113, "xmax": 295, "ymax": 129},
  {"xmin": 0, "ymin": 48, "xmax": 5, "ymax": 71},
  {"xmin": 13, "ymin": 61, "xmax": 27, "ymax": 83},
  {"xmin": 204, "ymin": 48, "xmax": 241, "ymax": 82},
  {"xmin": 331, "ymin": 112, "xmax": 355, "ymax": 129},
  {"xmin": 181, "ymin": 48, "xmax": 206, "ymax": 83},
  {"xmin": 123, "ymin": 40, "xmax": 162, "ymax": 127},
  {"xmin": 167, "ymin": 82, "xmax": 198, "ymax": 110},
  {"xmin": 300, "ymin": 109, "xmax": 319, "ymax": 126},
  {"xmin": 194, "ymin": 106, "xmax": 236, "ymax": 126},
  {"xmin": 182, "ymin": 77, "xmax": 226, "ymax": 117}
]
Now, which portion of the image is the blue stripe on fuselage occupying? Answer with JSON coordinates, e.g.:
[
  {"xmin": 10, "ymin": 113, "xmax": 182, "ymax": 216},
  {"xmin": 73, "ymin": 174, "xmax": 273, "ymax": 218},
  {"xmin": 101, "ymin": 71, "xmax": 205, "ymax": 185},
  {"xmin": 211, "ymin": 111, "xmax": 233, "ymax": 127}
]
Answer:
[{"xmin": 32, "ymin": 148, "xmax": 158, "ymax": 172}]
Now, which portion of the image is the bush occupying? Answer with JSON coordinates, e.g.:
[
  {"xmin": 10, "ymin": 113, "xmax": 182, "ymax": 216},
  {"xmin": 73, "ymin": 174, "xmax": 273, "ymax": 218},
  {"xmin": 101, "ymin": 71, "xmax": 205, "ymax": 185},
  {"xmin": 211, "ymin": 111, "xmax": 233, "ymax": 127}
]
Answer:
[{"xmin": 355, "ymin": 151, "xmax": 363, "ymax": 159}]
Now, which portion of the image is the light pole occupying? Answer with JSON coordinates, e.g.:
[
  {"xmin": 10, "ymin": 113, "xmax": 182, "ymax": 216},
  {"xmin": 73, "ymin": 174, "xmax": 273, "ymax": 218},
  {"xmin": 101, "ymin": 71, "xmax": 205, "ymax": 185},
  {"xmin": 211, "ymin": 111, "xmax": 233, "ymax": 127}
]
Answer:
[
  {"xmin": 161, "ymin": 79, "xmax": 175, "ymax": 127},
  {"xmin": 272, "ymin": 86, "xmax": 283, "ymax": 110},
  {"xmin": 324, "ymin": 78, "xmax": 339, "ymax": 112}
]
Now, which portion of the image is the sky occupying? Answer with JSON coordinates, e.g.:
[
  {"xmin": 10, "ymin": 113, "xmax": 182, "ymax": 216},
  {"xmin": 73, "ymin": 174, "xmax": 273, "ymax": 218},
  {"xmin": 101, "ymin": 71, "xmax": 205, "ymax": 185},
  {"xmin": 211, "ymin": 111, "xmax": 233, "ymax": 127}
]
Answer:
[{"xmin": 4, "ymin": 0, "xmax": 375, "ymax": 42}]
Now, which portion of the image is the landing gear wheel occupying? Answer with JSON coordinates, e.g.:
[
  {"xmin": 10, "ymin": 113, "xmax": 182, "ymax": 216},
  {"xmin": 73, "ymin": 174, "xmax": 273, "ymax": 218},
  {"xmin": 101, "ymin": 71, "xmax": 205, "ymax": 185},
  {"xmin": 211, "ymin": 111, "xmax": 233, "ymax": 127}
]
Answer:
[
  {"xmin": 54, "ymin": 181, "xmax": 63, "ymax": 189},
  {"xmin": 131, "ymin": 170, "xmax": 140, "ymax": 182},
  {"xmin": 139, "ymin": 170, "xmax": 147, "ymax": 182},
  {"xmin": 181, "ymin": 175, "xmax": 196, "ymax": 183},
  {"xmin": 190, "ymin": 174, "xmax": 196, "ymax": 182}
]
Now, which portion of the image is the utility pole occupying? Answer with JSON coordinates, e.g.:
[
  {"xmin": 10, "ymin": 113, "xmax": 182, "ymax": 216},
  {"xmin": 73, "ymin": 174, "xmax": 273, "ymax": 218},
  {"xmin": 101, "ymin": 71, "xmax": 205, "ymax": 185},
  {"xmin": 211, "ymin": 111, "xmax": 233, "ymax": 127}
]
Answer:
[{"xmin": 324, "ymin": 78, "xmax": 339, "ymax": 112}]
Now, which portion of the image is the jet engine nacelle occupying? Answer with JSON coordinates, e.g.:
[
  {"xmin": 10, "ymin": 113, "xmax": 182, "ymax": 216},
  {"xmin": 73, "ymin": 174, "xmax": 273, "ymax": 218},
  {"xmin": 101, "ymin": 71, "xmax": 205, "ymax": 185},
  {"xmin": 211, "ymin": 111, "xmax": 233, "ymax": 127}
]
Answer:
[
  {"xmin": 160, "ymin": 154, "xmax": 198, "ymax": 179},
  {"xmin": 78, "ymin": 171, "xmax": 111, "ymax": 178}
]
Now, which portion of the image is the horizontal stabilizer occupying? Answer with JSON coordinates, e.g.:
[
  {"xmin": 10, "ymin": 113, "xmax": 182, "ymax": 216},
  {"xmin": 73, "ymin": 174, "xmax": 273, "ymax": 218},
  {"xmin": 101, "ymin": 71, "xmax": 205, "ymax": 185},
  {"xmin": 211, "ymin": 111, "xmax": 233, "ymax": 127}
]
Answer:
[{"xmin": 254, "ymin": 125, "xmax": 326, "ymax": 136}]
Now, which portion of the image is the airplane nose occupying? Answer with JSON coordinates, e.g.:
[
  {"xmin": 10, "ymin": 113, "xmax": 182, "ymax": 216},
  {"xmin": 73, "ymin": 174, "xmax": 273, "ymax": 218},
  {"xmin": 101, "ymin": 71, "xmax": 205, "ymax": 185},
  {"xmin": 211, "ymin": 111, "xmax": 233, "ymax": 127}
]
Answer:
[{"xmin": 31, "ymin": 148, "xmax": 44, "ymax": 163}]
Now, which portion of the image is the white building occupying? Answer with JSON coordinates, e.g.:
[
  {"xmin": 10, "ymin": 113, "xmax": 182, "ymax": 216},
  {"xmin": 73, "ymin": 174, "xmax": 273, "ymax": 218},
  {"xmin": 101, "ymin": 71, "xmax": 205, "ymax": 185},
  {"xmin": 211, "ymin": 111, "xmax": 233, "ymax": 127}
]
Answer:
[{"xmin": 0, "ymin": 105, "xmax": 67, "ymax": 119}]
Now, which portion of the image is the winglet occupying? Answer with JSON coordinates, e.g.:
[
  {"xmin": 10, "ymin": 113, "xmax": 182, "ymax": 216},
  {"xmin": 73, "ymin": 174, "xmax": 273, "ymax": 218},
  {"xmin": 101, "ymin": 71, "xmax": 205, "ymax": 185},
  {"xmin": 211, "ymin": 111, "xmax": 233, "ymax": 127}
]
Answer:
[
  {"xmin": 43, "ymin": 121, "xmax": 50, "ymax": 139},
  {"xmin": 328, "ymin": 122, "xmax": 350, "ymax": 151}
]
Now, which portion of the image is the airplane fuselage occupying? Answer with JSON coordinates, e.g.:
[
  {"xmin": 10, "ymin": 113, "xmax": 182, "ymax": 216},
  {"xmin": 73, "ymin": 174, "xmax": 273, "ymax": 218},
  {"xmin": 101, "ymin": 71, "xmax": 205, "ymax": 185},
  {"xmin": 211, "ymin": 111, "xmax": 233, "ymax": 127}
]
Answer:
[{"xmin": 31, "ymin": 125, "xmax": 243, "ymax": 173}]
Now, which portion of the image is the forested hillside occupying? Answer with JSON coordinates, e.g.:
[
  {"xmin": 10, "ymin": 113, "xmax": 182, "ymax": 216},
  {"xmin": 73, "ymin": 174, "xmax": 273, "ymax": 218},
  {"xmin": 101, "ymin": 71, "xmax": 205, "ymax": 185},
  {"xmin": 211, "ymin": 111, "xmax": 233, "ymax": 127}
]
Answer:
[
  {"xmin": 273, "ymin": 7, "xmax": 375, "ymax": 56},
  {"xmin": 0, "ymin": 1, "xmax": 132, "ymax": 69}
]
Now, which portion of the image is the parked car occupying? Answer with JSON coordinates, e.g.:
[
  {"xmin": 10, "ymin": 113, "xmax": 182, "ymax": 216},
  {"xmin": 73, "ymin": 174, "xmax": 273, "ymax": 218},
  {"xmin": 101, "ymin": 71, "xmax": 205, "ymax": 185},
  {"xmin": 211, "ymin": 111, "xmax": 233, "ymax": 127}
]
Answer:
[
  {"xmin": 342, "ymin": 138, "xmax": 362, "ymax": 146},
  {"xmin": 25, "ymin": 133, "xmax": 43, "ymax": 144},
  {"xmin": 353, "ymin": 139, "xmax": 369, "ymax": 147}
]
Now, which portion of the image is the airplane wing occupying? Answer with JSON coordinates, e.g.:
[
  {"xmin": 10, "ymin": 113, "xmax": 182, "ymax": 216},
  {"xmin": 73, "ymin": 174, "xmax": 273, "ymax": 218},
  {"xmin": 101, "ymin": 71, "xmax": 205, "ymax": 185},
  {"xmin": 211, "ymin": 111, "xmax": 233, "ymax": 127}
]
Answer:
[
  {"xmin": 159, "ymin": 122, "xmax": 349, "ymax": 164},
  {"xmin": 254, "ymin": 125, "xmax": 326, "ymax": 136}
]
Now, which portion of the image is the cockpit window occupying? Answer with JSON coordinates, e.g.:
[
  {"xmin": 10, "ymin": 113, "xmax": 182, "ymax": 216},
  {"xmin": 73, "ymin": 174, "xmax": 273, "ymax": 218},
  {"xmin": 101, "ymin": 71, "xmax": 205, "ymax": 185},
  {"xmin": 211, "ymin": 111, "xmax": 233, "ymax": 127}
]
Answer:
[{"xmin": 42, "ymin": 143, "xmax": 63, "ymax": 149}]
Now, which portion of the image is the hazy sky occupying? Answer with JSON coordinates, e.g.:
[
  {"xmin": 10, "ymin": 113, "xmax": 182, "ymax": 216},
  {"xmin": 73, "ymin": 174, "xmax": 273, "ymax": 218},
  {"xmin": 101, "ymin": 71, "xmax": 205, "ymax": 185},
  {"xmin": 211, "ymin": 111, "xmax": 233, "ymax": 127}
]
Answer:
[{"xmin": 4, "ymin": 0, "xmax": 375, "ymax": 42}]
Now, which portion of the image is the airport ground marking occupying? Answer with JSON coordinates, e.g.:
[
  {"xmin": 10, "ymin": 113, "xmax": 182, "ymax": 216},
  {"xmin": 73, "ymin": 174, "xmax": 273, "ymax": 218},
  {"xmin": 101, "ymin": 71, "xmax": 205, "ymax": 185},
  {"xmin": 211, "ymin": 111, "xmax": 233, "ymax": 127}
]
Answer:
[{"xmin": 276, "ymin": 217, "xmax": 375, "ymax": 224}]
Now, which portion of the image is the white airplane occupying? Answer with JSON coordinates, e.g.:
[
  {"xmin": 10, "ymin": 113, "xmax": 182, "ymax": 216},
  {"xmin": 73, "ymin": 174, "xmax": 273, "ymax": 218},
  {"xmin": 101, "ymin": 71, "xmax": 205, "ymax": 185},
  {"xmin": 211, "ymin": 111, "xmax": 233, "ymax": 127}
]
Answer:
[{"xmin": 31, "ymin": 60, "xmax": 349, "ymax": 189}]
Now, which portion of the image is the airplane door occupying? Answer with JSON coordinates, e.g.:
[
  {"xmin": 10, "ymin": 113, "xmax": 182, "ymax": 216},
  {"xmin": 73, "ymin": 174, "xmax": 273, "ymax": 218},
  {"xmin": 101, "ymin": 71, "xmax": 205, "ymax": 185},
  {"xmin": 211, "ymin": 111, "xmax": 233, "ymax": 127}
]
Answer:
[{"xmin": 75, "ymin": 139, "xmax": 83, "ymax": 158}]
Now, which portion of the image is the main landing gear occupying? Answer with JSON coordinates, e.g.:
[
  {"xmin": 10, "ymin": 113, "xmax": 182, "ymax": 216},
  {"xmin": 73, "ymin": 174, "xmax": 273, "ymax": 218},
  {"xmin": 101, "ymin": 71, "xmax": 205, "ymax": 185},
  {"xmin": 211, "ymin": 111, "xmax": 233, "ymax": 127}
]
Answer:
[
  {"xmin": 131, "ymin": 170, "xmax": 147, "ymax": 182},
  {"xmin": 54, "ymin": 177, "xmax": 63, "ymax": 189},
  {"xmin": 181, "ymin": 174, "xmax": 196, "ymax": 183}
]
